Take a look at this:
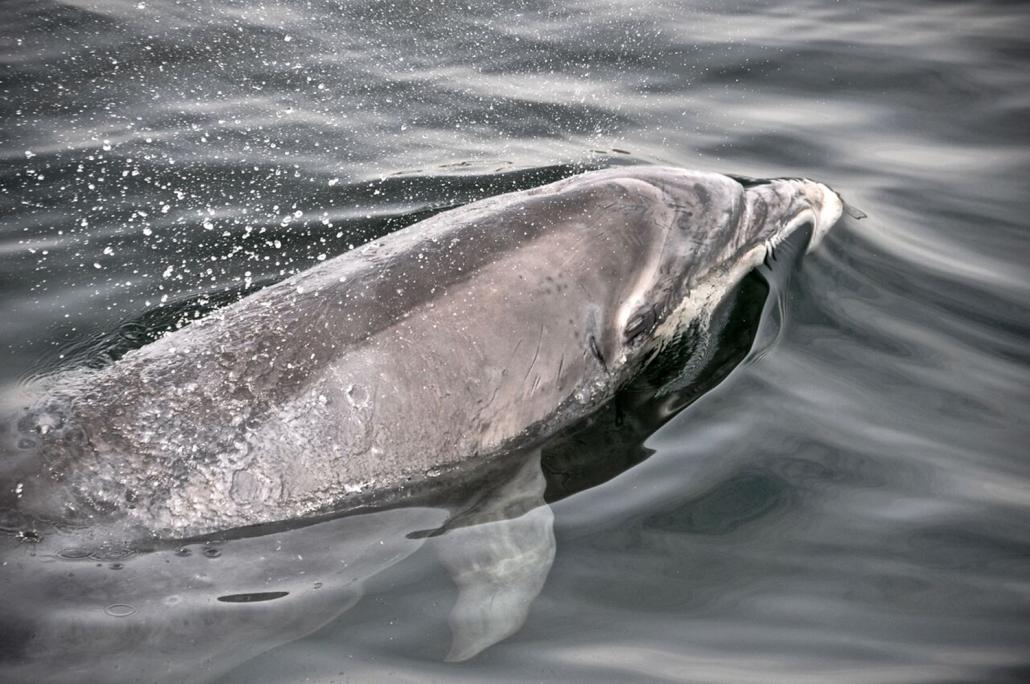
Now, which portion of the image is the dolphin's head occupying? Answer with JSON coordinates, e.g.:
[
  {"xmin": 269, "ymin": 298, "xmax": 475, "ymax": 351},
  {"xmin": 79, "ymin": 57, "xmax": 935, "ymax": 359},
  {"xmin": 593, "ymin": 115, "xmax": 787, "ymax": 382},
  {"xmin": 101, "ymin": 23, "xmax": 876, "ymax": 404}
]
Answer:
[
  {"xmin": 731, "ymin": 176, "xmax": 845, "ymax": 258},
  {"xmin": 526, "ymin": 167, "xmax": 848, "ymax": 391},
  {"xmin": 606, "ymin": 169, "xmax": 847, "ymax": 376}
]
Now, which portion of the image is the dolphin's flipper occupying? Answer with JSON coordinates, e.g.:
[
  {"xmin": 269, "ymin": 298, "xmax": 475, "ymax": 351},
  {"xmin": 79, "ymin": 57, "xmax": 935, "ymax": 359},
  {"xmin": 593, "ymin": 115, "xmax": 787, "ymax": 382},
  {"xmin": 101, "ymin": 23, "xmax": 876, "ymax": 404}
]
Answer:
[{"xmin": 433, "ymin": 450, "xmax": 555, "ymax": 662}]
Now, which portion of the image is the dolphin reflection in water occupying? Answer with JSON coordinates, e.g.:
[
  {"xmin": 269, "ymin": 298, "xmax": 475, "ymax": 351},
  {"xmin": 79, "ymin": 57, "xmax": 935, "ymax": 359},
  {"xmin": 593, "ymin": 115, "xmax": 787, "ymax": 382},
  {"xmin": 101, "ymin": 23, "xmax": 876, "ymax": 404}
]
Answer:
[{"xmin": 0, "ymin": 166, "xmax": 846, "ymax": 680}]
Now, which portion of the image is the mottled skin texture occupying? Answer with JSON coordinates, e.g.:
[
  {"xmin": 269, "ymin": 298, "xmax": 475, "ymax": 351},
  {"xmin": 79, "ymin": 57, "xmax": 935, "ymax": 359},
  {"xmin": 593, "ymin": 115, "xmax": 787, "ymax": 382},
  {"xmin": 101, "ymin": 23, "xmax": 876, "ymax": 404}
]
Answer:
[{"xmin": 1, "ymin": 166, "xmax": 843, "ymax": 539}]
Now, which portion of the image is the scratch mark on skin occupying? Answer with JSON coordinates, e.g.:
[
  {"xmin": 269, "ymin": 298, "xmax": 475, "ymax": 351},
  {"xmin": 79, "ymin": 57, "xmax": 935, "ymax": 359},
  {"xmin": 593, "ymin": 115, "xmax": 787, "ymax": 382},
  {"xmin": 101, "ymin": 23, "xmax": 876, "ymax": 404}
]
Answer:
[
  {"xmin": 482, "ymin": 384, "xmax": 502, "ymax": 416},
  {"xmin": 508, "ymin": 337, "xmax": 524, "ymax": 365},
  {"xmin": 589, "ymin": 335, "xmax": 609, "ymax": 373},
  {"xmin": 523, "ymin": 324, "xmax": 544, "ymax": 385}
]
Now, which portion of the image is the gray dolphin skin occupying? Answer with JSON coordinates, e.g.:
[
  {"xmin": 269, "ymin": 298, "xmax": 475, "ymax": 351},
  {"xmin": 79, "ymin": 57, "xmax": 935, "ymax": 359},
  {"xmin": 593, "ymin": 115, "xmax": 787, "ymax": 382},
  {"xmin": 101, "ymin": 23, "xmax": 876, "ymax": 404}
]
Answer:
[
  {"xmin": 3, "ymin": 165, "xmax": 843, "ymax": 538},
  {"xmin": 0, "ymin": 165, "xmax": 845, "ymax": 674}
]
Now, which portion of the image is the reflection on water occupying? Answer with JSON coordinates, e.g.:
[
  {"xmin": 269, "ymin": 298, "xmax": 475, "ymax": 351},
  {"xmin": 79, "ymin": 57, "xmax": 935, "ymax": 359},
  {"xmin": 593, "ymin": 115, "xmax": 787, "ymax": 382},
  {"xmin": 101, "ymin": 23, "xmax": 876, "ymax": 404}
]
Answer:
[
  {"xmin": 2, "ymin": 0, "xmax": 1029, "ymax": 682},
  {"xmin": 644, "ymin": 470, "xmax": 793, "ymax": 536},
  {"xmin": 0, "ymin": 506, "xmax": 446, "ymax": 682}
]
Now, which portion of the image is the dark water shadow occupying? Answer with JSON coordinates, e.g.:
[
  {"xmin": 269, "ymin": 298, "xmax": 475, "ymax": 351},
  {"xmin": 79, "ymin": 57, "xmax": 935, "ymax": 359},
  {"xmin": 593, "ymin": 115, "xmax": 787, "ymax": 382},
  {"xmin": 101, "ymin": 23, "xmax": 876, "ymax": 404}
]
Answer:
[{"xmin": 539, "ymin": 229, "xmax": 805, "ymax": 504}]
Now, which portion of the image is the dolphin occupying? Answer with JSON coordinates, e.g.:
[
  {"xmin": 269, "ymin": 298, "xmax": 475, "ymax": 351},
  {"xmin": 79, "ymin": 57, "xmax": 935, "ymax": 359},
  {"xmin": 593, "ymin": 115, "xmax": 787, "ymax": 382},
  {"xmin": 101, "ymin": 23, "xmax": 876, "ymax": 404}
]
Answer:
[{"xmin": 0, "ymin": 165, "xmax": 845, "ymax": 674}]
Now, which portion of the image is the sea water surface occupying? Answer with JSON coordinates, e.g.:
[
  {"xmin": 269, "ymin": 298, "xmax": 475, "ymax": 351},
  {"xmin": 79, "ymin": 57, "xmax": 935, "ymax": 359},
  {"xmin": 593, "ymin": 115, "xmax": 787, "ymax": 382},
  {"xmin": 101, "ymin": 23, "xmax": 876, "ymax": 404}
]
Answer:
[{"xmin": 2, "ymin": 0, "xmax": 1029, "ymax": 682}]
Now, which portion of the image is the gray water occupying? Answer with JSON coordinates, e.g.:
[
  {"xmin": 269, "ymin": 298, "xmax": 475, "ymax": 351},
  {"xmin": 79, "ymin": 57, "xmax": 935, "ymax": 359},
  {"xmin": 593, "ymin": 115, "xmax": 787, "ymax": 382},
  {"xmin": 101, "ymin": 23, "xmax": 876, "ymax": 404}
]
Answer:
[{"xmin": 2, "ymin": 0, "xmax": 1029, "ymax": 682}]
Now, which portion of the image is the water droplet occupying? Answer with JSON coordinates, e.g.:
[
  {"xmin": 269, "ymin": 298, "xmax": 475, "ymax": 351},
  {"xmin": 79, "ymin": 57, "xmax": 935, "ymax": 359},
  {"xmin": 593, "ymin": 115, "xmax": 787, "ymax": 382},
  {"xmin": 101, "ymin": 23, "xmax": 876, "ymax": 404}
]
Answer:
[
  {"xmin": 91, "ymin": 546, "xmax": 134, "ymax": 561},
  {"xmin": 202, "ymin": 547, "xmax": 221, "ymax": 559},
  {"xmin": 105, "ymin": 603, "xmax": 136, "ymax": 617},
  {"xmin": 17, "ymin": 529, "xmax": 41, "ymax": 543},
  {"xmin": 58, "ymin": 547, "xmax": 91, "ymax": 560}
]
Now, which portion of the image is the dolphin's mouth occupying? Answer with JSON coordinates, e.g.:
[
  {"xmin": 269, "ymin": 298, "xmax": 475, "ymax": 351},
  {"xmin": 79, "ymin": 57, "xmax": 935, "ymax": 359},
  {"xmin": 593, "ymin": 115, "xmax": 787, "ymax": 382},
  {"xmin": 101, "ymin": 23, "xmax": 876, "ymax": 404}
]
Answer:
[
  {"xmin": 763, "ymin": 220, "xmax": 814, "ymax": 273},
  {"xmin": 746, "ymin": 218, "xmax": 815, "ymax": 370}
]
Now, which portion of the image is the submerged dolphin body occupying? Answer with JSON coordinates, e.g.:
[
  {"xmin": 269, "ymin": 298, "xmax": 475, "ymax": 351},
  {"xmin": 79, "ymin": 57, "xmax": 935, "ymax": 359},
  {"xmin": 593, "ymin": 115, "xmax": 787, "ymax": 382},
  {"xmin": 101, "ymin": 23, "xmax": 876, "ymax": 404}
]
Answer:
[{"xmin": 0, "ymin": 166, "xmax": 845, "ymax": 674}]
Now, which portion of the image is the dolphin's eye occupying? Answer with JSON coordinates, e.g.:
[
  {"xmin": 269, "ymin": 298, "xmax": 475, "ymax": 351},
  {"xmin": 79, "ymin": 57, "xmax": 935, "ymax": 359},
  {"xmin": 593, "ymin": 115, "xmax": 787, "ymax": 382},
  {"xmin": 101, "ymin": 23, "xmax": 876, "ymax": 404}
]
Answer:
[{"xmin": 624, "ymin": 305, "xmax": 658, "ymax": 344}]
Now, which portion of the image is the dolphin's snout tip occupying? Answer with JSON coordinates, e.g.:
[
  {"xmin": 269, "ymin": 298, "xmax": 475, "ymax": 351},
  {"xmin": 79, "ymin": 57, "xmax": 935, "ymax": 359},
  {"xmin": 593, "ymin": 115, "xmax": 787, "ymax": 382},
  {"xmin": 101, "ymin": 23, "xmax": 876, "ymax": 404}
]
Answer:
[{"xmin": 806, "ymin": 181, "xmax": 846, "ymax": 252}]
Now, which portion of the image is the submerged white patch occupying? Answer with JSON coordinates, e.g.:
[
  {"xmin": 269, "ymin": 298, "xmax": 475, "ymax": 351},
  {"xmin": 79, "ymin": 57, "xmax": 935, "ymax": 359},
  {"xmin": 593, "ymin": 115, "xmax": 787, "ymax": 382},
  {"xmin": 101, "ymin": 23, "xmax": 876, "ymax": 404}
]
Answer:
[
  {"xmin": 648, "ymin": 178, "xmax": 845, "ymax": 358},
  {"xmin": 651, "ymin": 247, "xmax": 764, "ymax": 347},
  {"xmin": 810, "ymin": 182, "xmax": 845, "ymax": 250},
  {"xmin": 646, "ymin": 178, "xmax": 844, "ymax": 352}
]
